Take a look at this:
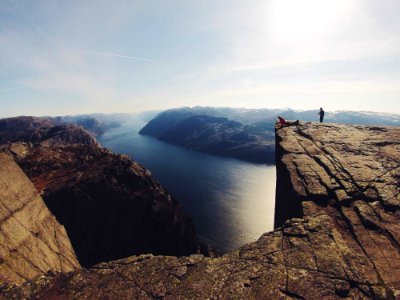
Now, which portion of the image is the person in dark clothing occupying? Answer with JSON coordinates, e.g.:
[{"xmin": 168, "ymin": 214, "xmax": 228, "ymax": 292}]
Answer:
[{"xmin": 319, "ymin": 107, "xmax": 325, "ymax": 123}]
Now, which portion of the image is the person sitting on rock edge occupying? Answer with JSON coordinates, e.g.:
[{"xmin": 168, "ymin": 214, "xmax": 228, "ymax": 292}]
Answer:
[
  {"xmin": 277, "ymin": 116, "xmax": 288, "ymax": 128},
  {"xmin": 277, "ymin": 116, "xmax": 299, "ymax": 128}
]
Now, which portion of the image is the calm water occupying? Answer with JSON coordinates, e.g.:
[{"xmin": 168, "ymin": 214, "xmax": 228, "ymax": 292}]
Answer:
[{"xmin": 98, "ymin": 118, "xmax": 276, "ymax": 252}]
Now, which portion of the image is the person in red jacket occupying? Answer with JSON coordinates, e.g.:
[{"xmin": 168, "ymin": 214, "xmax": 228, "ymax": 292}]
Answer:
[
  {"xmin": 277, "ymin": 116, "xmax": 288, "ymax": 127},
  {"xmin": 276, "ymin": 116, "xmax": 299, "ymax": 128}
]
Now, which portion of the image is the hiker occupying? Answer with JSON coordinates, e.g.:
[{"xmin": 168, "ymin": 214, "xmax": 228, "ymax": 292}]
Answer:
[
  {"xmin": 277, "ymin": 116, "xmax": 288, "ymax": 128},
  {"xmin": 276, "ymin": 116, "xmax": 299, "ymax": 128},
  {"xmin": 319, "ymin": 107, "xmax": 325, "ymax": 123}
]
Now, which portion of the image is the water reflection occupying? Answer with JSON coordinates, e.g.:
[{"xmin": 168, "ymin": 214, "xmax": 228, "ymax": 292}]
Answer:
[{"xmin": 99, "ymin": 120, "xmax": 276, "ymax": 252}]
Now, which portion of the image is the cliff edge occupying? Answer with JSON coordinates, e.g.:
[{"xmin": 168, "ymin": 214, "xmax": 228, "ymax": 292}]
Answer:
[
  {"xmin": 0, "ymin": 117, "xmax": 200, "ymax": 271},
  {"xmin": 1, "ymin": 122, "xmax": 399, "ymax": 299},
  {"xmin": 274, "ymin": 122, "xmax": 400, "ymax": 295},
  {"xmin": 0, "ymin": 153, "xmax": 79, "ymax": 285}
]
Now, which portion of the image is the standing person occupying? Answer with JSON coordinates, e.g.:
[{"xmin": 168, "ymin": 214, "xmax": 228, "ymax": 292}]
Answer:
[{"xmin": 319, "ymin": 107, "xmax": 325, "ymax": 123}]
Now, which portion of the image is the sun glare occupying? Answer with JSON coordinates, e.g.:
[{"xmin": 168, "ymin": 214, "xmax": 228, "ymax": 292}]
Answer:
[{"xmin": 269, "ymin": 0, "xmax": 353, "ymax": 42}]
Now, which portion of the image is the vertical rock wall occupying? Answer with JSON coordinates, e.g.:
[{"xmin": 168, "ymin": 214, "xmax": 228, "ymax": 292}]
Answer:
[
  {"xmin": 274, "ymin": 122, "xmax": 400, "ymax": 297},
  {"xmin": 274, "ymin": 128, "xmax": 304, "ymax": 227}
]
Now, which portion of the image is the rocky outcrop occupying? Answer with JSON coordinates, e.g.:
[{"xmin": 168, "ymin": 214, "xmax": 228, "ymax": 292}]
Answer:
[
  {"xmin": 2, "ymin": 122, "xmax": 399, "ymax": 299},
  {"xmin": 274, "ymin": 123, "xmax": 400, "ymax": 226},
  {"xmin": 273, "ymin": 122, "xmax": 400, "ymax": 297},
  {"xmin": 0, "ymin": 121, "xmax": 199, "ymax": 268},
  {"xmin": 0, "ymin": 153, "xmax": 79, "ymax": 285}
]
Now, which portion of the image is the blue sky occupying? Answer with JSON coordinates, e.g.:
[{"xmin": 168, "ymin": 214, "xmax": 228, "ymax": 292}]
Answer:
[{"xmin": 1, "ymin": 0, "xmax": 400, "ymax": 117}]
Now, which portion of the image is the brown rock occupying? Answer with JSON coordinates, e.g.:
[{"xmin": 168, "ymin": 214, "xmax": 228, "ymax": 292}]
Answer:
[
  {"xmin": 1, "ymin": 123, "xmax": 200, "ymax": 268},
  {"xmin": 0, "ymin": 153, "xmax": 79, "ymax": 285},
  {"xmin": 275, "ymin": 123, "xmax": 400, "ymax": 296}
]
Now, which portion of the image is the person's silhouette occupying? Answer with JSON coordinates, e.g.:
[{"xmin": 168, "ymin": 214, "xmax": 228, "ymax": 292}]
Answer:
[
  {"xmin": 277, "ymin": 116, "xmax": 288, "ymax": 128},
  {"xmin": 319, "ymin": 108, "xmax": 325, "ymax": 123}
]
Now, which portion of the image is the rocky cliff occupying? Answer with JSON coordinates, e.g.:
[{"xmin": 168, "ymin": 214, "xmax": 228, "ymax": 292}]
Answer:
[
  {"xmin": 0, "ymin": 153, "xmax": 79, "ymax": 285},
  {"xmin": 3, "ymin": 142, "xmax": 199, "ymax": 268},
  {"xmin": 0, "ymin": 119, "xmax": 200, "ymax": 269},
  {"xmin": 1, "ymin": 122, "xmax": 399, "ymax": 299}
]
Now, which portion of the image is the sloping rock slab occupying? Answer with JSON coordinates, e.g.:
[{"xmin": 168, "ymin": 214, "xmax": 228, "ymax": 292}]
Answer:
[{"xmin": 0, "ymin": 153, "xmax": 79, "ymax": 285}]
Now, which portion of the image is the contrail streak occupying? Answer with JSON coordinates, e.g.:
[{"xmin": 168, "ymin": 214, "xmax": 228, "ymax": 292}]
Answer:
[{"xmin": 84, "ymin": 51, "xmax": 155, "ymax": 62}]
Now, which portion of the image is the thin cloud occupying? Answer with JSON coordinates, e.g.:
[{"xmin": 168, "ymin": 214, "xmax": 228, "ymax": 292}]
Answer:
[
  {"xmin": 83, "ymin": 51, "xmax": 156, "ymax": 62},
  {"xmin": 1, "ymin": 0, "xmax": 400, "ymax": 116}
]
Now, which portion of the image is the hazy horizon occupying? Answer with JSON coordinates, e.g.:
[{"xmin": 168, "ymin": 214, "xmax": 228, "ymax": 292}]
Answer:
[
  {"xmin": 3, "ymin": 105, "xmax": 400, "ymax": 120},
  {"xmin": 1, "ymin": 1, "xmax": 400, "ymax": 117}
]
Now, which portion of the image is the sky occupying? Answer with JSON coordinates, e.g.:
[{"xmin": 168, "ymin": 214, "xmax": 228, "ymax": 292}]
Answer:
[{"xmin": 1, "ymin": 0, "xmax": 400, "ymax": 117}]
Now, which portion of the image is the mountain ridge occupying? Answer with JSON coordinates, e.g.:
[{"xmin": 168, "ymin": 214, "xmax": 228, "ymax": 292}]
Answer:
[{"xmin": 140, "ymin": 111, "xmax": 275, "ymax": 164}]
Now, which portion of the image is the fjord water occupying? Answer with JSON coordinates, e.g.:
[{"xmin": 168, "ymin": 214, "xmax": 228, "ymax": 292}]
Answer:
[{"xmin": 98, "ymin": 118, "xmax": 276, "ymax": 252}]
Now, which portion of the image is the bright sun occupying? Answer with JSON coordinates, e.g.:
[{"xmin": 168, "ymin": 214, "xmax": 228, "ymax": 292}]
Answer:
[{"xmin": 268, "ymin": 0, "xmax": 353, "ymax": 42}]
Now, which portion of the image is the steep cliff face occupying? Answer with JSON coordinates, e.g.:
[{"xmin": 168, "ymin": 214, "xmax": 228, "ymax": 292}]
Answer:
[
  {"xmin": 11, "ymin": 143, "xmax": 199, "ymax": 267},
  {"xmin": 275, "ymin": 123, "xmax": 400, "ymax": 226},
  {"xmin": 0, "ymin": 120, "xmax": 200, "ymax": 268},
  {"xmin": 0, "ymin": 153, "xmax": 79, "ymax": 285},
  {"xmin": 2, "ymin": 122, "xmax": 399, "ymax": 299},
  {"xmin": 274, "ymin": 122, "xmax": 400, "ymax": 296}
]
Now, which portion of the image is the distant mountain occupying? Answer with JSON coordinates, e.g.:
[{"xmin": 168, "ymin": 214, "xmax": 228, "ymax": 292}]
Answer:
[
  {"xmin": 0, "ymin": 116, "xmax": 99, "ymax": 146},
  {"xmin": 0, "ymin": 113, "xmax": 132, "ymax": 141},
  {"xmin": 140, "ymin": 111, "xmax": 275, "ymax": 163},
  {"xmin": 53, "ymin": 114, "xmax": 127, "ymax": 136},
  {"xmin": 139, "ymin": 107, "xmax": 400, "ymax": 164}
]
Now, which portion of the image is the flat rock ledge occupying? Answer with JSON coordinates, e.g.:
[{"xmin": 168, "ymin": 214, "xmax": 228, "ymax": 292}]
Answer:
[{"xmin": 1, "ymin": 122, "xmax": 399, "ymax": 299}]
